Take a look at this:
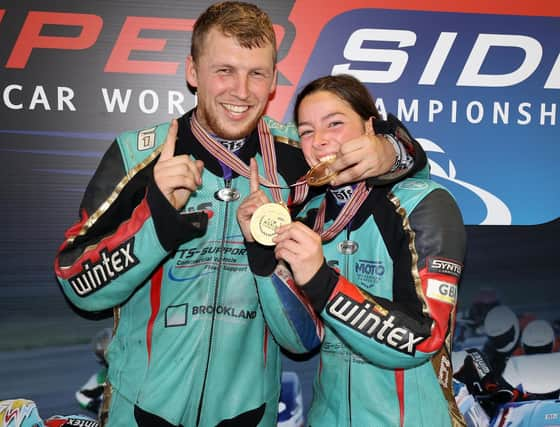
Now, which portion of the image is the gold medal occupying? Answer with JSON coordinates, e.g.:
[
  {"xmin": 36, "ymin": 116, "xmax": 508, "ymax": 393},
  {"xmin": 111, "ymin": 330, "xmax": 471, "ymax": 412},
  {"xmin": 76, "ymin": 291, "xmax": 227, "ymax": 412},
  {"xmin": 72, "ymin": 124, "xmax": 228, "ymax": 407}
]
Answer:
[
  {"xmin": 250, "ymin": 203, "xmax": 291, "ymax": 246},
  {"xmin": 305, "ymin": 157, "xmax": 337, "ymax": 187}
]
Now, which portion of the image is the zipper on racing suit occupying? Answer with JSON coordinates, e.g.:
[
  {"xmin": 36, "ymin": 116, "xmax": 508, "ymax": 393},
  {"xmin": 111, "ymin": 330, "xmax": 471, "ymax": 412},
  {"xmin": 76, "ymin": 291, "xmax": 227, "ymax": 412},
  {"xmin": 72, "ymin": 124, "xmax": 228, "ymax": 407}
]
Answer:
[
  {"xmin": 195, "ymin": 177, "xmax": 233, "ymax": 426},
  {"xmin": 344, "ymin": 227, "xmax": 353, "ymax": 426}
]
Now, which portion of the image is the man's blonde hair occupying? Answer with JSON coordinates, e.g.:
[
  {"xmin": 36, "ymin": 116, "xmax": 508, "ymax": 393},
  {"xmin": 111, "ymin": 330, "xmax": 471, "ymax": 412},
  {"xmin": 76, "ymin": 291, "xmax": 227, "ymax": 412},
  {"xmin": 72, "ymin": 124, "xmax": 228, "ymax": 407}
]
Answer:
[{"xmin": 191, "ymin": 1, "xmax": 277, "ymax": 65}]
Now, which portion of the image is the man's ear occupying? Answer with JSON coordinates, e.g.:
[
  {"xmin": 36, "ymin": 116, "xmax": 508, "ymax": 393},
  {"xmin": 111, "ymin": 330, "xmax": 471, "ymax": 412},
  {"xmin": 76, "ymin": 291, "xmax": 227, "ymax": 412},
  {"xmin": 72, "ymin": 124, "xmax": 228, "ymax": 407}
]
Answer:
[
  {"xmin": 269, "ymin": 68, "xmax": 278, "ymax": 95},
  {"xmin": 185, "ymin": 55, "xmax": 197, "ymax": 88}
]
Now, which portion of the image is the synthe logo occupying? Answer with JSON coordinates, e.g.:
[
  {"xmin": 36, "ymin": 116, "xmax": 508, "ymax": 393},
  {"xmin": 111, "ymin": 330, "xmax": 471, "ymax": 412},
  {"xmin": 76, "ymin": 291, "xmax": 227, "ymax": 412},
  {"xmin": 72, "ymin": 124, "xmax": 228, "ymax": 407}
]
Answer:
[
  {"xmin": 429, "ymin": 257, "xmax": 463, "ymax": 278},
  {"xmin": 69, "ymin": 238, "xmax": 138, "ymax": 296},
  {"xmin": 327, "ymin": 294, "xmax": 425, "ymax": 355}
]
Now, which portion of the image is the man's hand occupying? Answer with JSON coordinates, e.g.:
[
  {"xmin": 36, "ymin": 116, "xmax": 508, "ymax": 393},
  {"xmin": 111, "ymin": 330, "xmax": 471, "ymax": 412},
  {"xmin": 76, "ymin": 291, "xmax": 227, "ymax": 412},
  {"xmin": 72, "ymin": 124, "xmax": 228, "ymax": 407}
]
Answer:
[
  {"xmin": 153, "ymin": 119, "xmax": 204, "ymax": 210},
  {"xmin": 273, "ymin": 222, "xmax": 323, "ymax": 286},
  {"xmin": 236, "ymin": 158, "xmax": 270, "ymax": 242},
  {"xmin": 329, "ymin": 118, "xmax": 396, "ymax": 186}
]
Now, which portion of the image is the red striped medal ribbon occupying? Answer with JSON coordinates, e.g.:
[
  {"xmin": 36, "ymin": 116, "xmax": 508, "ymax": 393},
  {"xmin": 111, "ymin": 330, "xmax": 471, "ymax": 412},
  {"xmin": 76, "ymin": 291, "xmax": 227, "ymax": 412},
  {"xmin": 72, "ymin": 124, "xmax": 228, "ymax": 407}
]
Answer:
[
  {"xmin": 312, "ymin": 181, "xmax": 371, "ymax": 242},
  {"xmin": 191, "ymin": 115, "xmax": 308, "ymax": 205}
]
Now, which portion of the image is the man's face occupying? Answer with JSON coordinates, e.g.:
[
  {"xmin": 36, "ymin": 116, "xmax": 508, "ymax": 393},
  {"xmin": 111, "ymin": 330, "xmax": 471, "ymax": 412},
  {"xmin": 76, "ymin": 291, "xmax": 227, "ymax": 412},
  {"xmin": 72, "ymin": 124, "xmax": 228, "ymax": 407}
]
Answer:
[{"xmin": 186, "ymin": 28, "xmax": 277, "ymax": 140}]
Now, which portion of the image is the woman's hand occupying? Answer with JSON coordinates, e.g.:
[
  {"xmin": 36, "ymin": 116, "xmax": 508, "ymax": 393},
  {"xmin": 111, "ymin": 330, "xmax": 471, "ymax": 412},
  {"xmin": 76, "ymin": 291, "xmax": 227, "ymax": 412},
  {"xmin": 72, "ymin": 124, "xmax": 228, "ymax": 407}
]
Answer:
[{"xmin": 273, "ymin": 222, "xmax": 324, "ymax": 286}]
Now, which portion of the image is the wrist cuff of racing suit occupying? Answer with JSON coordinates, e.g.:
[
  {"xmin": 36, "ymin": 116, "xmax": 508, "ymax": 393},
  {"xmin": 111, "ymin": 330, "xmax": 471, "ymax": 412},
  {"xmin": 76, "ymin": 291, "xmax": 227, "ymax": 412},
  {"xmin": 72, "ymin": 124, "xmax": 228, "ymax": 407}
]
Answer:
[
  {"xmin": 366, "ymin": 113, "xmax": 427, "ymax": 186},
  {"xmin": 245, "ymin": 241, "xmax": 277, "ymax": 276},
  {"xmin": 146, "ymin": 180, "xmax": 208, "ymax": 252},
  {"xmin": 301, "ymin": 260, "xmax": 339, "ymax": 314}
]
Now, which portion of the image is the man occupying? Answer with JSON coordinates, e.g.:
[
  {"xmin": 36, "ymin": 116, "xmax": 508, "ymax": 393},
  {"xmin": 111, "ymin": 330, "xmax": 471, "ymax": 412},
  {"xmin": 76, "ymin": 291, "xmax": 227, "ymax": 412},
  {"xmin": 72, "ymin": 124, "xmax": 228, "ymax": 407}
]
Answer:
[{"xmin": 54, "ymin": 2, "xmax": 427, "ymax": 426}]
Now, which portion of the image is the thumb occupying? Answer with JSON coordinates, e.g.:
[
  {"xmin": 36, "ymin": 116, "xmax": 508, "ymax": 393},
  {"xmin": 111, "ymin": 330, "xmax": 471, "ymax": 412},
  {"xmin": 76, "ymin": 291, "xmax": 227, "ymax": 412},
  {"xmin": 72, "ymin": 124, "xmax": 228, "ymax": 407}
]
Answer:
[
  {"xmin": 249, "ymin": 158, "xmax": 260, "ymax": 193},
  {"xmin": 160, "ymin": 119, "xmax": 178, "ymax": 161}
]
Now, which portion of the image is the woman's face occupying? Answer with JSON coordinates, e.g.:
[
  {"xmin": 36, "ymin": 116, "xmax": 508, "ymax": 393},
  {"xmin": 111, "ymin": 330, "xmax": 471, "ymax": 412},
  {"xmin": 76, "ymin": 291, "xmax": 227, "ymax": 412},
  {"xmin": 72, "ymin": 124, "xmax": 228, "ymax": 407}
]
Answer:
[{"xmin": 297, "ymin": 90, "xmax": 367, "ymax": 168}]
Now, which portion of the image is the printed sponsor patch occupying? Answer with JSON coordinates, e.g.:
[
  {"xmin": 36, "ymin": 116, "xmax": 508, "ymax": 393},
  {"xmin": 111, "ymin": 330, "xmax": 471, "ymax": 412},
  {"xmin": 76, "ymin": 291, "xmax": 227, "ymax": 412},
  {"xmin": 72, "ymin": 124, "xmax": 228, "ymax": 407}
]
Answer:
[
  {"xmin": 428, "ymin": 257, "xmax": 463, "ymax": 278},
  {"xmin": 166, "ymin": 304, "xmax": 188, "ymax": 327},
  {"xmin": 138, "ymin": 126, "xmax": 156, "ymax": 151},
  {"xmin": 354, "ymin": 259, "xmax": 385, "ymax": 288},
  {"xmin": 191, "ymin": 304, "xmax": 257, "ymax": 320},
  {"xmin": 427, "ymin": 278, "xmax": 457, "ymax": 305},
  {"xmin": 327, "ymin": 293, "xmax": 425, "ymax": 355},
  {"xmin": 69, "ymin": 238, "xmax": 139, "ymax": 297}
]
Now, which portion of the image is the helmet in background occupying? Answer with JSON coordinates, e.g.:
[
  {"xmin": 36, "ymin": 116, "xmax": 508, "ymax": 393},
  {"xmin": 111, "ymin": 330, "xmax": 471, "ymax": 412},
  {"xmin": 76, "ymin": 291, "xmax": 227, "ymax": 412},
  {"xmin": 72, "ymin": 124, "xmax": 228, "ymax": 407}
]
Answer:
[
  {"xmin": 0, "ymin": 399, "xmax": 43, "ymax": 427},
  {"xmin": 521, "ymin": 319, "xmax": 555, "ymax": 355},
  {"xmin": 484, "ymin": 305, "xmax": 520, "ymax": 354}
]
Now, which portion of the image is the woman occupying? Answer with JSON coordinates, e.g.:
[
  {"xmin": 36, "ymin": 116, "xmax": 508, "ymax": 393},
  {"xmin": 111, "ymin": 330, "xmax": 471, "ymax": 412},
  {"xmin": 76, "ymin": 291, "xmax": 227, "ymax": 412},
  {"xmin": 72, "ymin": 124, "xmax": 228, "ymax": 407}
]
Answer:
[{"xmin": 237, "ymin": 74, "xmax": 467, "ymax": 426}]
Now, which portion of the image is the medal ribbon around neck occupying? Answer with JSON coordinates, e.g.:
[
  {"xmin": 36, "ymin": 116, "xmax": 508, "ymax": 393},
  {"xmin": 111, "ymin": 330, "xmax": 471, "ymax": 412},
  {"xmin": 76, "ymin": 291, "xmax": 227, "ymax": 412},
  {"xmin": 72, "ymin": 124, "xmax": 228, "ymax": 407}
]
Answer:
[
  {"xmin": 191, "ymin": 114, "xmax": 308, "ymax": 205},
  {"xmin": 312, "ymin": 181, "xmax": 372, "ymax": 242}
]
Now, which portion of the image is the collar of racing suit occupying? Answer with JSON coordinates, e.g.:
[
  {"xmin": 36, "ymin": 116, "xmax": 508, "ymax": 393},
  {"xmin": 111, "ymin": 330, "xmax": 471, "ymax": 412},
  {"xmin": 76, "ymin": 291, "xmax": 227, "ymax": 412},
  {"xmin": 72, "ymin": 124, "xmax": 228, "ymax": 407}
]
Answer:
[{"xmin": 176, "ymin": 109, "xmax": 260, "ymax": 179}]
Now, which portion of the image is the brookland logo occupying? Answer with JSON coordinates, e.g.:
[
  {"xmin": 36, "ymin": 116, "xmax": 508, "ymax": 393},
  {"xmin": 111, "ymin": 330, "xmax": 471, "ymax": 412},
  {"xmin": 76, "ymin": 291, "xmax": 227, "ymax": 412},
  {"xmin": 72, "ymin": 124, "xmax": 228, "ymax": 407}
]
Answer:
[
  {"xmin": 69, "ymin": 238, "xmax": 139, "ymax": 296},
  {"xmin": 327, "ymin": 294, "xmax": 425, "ymax": 355},
  {"xmin": 192, "ymin": 304, "xmax": 257, "ymax": 320}
]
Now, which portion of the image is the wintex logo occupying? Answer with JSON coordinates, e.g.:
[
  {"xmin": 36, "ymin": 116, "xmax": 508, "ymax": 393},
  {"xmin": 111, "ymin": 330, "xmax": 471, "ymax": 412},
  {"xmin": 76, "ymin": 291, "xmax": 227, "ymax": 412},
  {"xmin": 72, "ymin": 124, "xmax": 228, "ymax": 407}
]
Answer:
[
  {"xmin": 327, "ymin": 293, "xmax": 425, "ymax": 355},
  {"xmin": 63, "ymin": 418, "xmax": 99, "ymax": 427},
  {"xmin": 69, "ymin": 238, "xmax": 139, "ymax": 296}
]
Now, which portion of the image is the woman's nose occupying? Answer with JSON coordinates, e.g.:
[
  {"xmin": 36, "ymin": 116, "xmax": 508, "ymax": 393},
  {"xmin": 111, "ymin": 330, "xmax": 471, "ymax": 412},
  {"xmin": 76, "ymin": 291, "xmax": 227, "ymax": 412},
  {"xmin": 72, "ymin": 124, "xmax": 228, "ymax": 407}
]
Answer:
[{"xmin": 312, "ymin": 130, "xmax": 328, "ymax": 147}]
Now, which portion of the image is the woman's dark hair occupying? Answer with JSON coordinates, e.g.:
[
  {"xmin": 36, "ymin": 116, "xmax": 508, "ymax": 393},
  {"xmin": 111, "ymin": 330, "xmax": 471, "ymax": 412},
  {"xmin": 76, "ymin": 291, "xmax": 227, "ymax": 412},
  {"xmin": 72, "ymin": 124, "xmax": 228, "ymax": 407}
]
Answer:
[{"xmin": 294, "ymin": 74, "xmax": 379, "ymax": 125}]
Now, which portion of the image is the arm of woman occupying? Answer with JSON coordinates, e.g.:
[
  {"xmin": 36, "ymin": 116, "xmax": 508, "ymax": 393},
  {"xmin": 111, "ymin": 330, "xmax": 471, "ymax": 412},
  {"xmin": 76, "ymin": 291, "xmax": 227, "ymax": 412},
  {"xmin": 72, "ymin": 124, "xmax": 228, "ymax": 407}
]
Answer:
[{"xmin": 299, "ymin": 188, "xmax": 466, "ymax": 369}]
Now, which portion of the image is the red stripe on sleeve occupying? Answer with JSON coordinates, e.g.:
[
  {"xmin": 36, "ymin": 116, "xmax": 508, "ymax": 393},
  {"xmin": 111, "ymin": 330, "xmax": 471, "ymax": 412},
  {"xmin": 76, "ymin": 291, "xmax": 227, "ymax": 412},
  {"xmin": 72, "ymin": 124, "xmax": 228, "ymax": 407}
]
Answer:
[
  {"xmin": 55, "ymin": 197, "xmax": 152, "ymax": 278},
  {"xmin": 329, "ymin": 276, "xmax": 366, "ymax": 303},
  {"xmin": 415, "ymin": 266, "xmax": 457, "ymax": 354},
  {"xmin": 146, "ymin": 265, "xmax": 163, "ymax": 361}
]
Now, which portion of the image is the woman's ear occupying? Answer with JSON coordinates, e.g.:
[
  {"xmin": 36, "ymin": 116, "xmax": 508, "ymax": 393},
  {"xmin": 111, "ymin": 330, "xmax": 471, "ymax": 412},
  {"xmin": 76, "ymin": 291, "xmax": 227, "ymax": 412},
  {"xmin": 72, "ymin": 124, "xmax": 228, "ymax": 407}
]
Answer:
[{"xmin": 365, "ymin": 117, "xmax": 375, "ymax": 135}]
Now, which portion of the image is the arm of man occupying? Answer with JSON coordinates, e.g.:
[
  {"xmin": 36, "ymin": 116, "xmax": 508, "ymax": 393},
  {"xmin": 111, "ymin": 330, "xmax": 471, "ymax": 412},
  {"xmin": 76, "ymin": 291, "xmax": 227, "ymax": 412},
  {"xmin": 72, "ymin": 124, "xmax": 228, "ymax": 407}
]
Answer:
[
  {"xmin": 54, "ymin": 120, "xmax": 207, "ymax": 312},
  {"xmin": 238, "ymin": 159, "xmax": 323, "ymax": 354},
  {"xmin": 330, "ymin": 114, "xmax": 428, "ymax": 187},
  {"xmin": 263, "ymin": 114, "xmax": 428, "ymax": 190}
]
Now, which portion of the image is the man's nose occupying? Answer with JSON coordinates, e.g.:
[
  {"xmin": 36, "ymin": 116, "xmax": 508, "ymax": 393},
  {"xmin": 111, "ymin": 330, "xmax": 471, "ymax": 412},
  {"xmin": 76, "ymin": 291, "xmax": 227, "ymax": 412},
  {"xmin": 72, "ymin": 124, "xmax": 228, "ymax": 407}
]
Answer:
[{"xmin": 232, "ymin": 73, "xmax": 249, "ymax": 99}]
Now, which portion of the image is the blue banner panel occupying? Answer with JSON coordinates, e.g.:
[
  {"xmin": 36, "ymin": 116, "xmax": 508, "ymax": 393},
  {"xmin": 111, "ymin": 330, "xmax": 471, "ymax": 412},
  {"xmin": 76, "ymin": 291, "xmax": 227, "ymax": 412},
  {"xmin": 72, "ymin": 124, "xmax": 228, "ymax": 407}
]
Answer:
[{"xmin": 291, "ymin": 9, "xmax": 559, "ymax": 225}]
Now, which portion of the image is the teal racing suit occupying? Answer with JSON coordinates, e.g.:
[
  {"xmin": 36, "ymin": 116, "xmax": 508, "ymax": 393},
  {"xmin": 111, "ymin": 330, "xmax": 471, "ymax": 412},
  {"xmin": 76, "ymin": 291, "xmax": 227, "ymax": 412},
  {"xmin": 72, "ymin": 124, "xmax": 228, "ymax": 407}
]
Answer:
[
  {"xmin": 246, "ymin": 170, "xmax": 467, "ymax": 426},
  {"xmin": 54, "ymin": 110, "xmax": 425, "ymax": 426}
]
